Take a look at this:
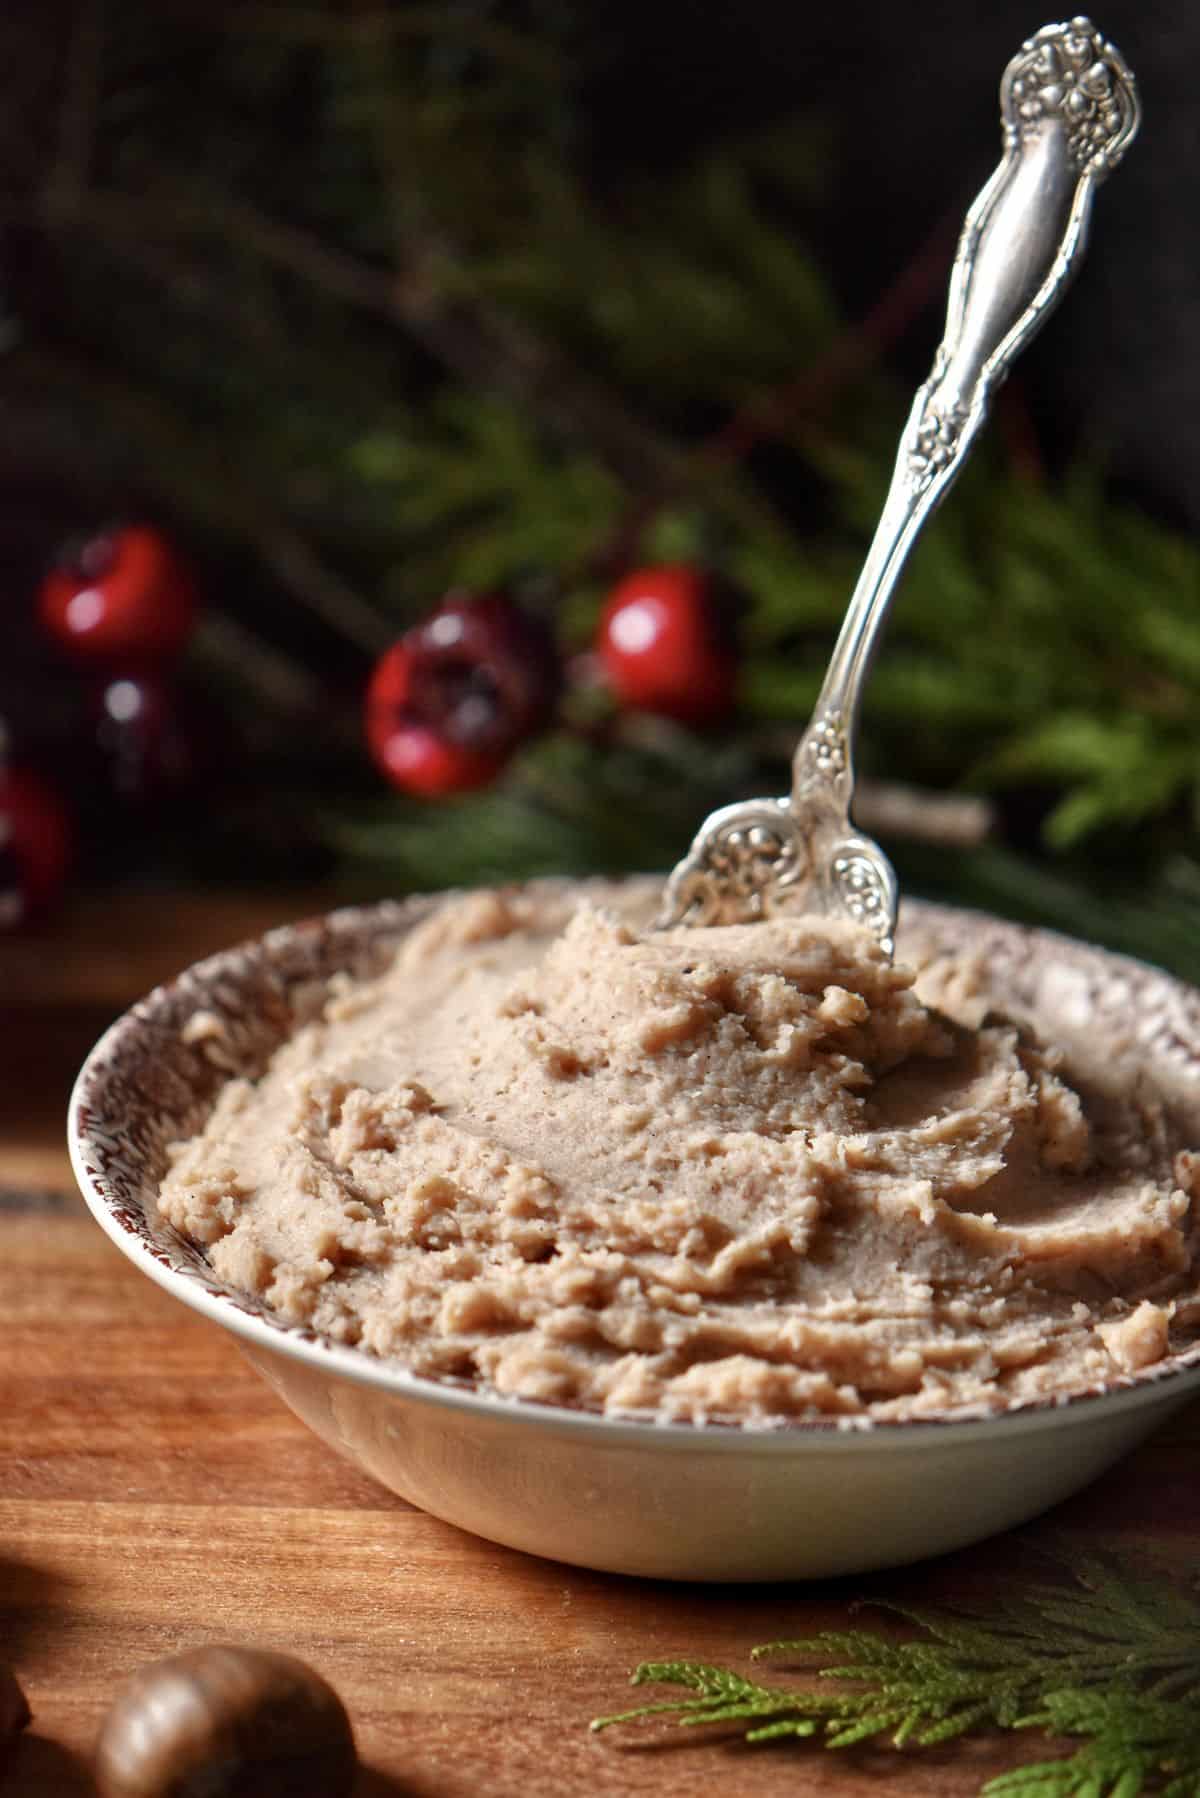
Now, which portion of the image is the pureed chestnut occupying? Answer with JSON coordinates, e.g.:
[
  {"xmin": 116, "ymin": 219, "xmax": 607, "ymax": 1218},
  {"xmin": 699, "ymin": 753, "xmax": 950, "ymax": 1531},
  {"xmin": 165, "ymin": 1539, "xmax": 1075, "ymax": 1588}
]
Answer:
[{"xmin": 157, "ymin": 885, "xmax": 1200, "ymax": 1426}]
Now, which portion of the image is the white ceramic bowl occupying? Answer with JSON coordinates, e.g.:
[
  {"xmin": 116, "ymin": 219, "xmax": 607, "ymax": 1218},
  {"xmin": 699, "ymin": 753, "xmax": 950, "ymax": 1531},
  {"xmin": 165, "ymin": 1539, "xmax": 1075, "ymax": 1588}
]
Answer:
[{"xmin": 70, "ymin": 885, "xmax": 1200, "ymax": 1582}]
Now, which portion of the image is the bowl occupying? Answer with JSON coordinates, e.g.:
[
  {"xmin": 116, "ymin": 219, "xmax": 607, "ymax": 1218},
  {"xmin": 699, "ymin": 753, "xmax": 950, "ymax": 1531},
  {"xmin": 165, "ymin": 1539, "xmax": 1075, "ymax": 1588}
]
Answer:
[{"xmin": 69, "ymin": 883, "xmax": 1200, "ymax": 1582}]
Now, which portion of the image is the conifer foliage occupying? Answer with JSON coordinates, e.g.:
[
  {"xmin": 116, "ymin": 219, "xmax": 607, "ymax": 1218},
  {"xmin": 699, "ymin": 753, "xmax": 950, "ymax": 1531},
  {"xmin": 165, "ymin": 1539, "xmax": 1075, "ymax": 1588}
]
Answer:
[{"xmin": 594, "ymin": 1545, "xmax": 1200, "ymax": 1796}]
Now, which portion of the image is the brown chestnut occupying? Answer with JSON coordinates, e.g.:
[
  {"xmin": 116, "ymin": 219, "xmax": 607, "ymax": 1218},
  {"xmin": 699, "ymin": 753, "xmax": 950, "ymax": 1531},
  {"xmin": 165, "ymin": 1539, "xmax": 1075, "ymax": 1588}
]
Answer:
[
  {"xmin": 1, "ymin": 1662, "xmax": 31, "ymax": 1748},
  {"xmin": 94, "ymin": 1644, "xmax": 357, "ymax": 1797}
]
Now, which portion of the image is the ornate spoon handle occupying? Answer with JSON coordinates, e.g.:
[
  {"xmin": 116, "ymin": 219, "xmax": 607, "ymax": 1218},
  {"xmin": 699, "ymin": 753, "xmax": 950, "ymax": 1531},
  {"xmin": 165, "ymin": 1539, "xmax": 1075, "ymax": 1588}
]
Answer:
[{"xmin": 660, "ymin": 17, "xmax": 1139, "ymax": 944}]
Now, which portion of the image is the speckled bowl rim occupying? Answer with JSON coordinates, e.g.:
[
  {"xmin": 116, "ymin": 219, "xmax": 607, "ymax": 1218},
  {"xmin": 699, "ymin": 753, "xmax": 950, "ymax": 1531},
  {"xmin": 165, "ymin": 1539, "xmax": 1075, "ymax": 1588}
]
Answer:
[{"xmin": 69, "ymin": 881, "xmax": 1200, "ymax": 1452}]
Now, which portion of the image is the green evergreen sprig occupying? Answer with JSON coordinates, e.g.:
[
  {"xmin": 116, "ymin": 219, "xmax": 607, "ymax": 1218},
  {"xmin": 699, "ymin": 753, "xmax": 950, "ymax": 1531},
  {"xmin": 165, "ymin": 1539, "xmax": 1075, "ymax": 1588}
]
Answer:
[
  {"xmin": 990, "ymin": 1690, "xmax": 1200, "ymax": 1798},
  {"xmin": 592, "ymin": 1545, "xmax": 1200, "ymax": 1796}
]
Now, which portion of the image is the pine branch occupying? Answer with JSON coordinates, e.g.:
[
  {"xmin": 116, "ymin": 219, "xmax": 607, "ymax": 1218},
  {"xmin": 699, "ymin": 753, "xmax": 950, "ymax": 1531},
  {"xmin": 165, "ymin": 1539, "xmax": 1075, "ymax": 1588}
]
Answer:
[
  {"xmin": 593, "ymin": 1544, "xmax": 1200, "ymax": 1796},
  {"xmin": 595, "ymin": 1659, "xmax": 822, "ymax": 1737},
  {"xmin": 109, "ymin": 166, "xmax": 687, "ymax": 496},
  {"xmin": 988, "ymin": 1692, "xmax": 1200, "ymax": 1798}
]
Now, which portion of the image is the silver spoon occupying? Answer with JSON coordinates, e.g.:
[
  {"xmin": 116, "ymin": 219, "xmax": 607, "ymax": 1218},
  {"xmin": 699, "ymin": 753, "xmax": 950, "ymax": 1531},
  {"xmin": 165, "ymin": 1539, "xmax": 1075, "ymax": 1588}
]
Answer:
[{"xmin": 659, "ymin": 16, "xmax": 1139, "ymax": 952}]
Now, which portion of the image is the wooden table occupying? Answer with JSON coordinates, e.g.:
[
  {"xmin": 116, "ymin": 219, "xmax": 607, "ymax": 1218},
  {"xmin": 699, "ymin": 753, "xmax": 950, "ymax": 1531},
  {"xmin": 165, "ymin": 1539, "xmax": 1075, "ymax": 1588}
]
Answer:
[{"xmin": 3, "ymin": 891, "xmax": 1198, "ymax": 1796}]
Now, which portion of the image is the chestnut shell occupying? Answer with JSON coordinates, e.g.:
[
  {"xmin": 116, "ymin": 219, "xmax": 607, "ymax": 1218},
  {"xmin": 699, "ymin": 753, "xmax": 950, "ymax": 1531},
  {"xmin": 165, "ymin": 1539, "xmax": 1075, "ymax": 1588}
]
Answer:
[{"xmin": 94, "ymin": 1644, "xmax": 357, "ymax": 1798}]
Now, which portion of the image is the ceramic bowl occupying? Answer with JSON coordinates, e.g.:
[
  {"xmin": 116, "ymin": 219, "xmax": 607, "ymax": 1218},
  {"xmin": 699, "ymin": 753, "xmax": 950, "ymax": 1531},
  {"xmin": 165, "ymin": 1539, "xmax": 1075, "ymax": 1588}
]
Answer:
[{"xmin": 69, "ymin": 884, "xmax": 1200, "ymax": 1582}]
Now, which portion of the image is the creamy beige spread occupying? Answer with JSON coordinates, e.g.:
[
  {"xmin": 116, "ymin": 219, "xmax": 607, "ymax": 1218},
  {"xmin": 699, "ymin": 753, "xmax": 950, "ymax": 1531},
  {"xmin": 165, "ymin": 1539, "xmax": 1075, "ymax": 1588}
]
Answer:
[{"xmin": 159, "ymin": 888, "xmax": 1200, "ymax": 1425}]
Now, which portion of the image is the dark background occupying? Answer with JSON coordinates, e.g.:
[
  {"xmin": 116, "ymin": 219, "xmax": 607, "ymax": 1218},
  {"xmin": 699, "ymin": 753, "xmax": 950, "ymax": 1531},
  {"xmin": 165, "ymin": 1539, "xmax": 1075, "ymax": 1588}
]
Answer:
[
  {"xmin": 2, "ymin": 0, "xmax": 1197, "ymax": 972},
  {"xmin": 592, "ymin": 0, "xmax": 1196, "ymax": 522},
  {"xmin": 6, "ymin": 3, "xmax": 1192, "ymax": 556}
]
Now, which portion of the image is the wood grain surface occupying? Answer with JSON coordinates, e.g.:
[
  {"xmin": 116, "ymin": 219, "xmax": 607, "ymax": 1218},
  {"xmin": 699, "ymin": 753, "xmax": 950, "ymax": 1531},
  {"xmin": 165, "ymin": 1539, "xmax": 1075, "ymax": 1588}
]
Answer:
[{"xmin": 3, "ymin": 891, "xmax": 1199, "ymax": 1796}]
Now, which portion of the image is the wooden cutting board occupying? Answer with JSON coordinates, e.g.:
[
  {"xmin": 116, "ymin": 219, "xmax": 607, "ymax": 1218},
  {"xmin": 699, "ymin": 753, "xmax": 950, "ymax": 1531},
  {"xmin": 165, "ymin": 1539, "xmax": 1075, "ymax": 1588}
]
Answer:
[{"xmin": 4, "ymin": 892, "xmax": 1199, "ymax": 1797}]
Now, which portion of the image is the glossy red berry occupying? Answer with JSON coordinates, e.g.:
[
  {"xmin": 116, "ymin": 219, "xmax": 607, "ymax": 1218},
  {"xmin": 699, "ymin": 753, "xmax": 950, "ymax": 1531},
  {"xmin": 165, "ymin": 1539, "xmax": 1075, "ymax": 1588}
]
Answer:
[
  {"xmin": 365, "ymin": 593, "xmax": 560, "ymax": 797},
  {"xmin": 39, "ymin": 525, "xmax": 197, "ymax": 666},
  {"xmin": 0, "ymin": 765, "xmax": 72, "ymax": 924},
  {"xmin": 367, "ymin": 701, "xmax": 507, "ymax": 796},
  {"xmin": 424, "ymin": 592, "xmax": 561, "ymax": 740},
  {"xmin": 597, "ymin": 564, "xmax": 738, "ymax": 725}
]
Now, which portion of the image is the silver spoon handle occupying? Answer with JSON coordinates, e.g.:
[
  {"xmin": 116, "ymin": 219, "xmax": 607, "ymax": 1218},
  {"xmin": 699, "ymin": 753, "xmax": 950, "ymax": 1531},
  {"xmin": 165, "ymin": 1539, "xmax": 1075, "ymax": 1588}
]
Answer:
[{"xmin": 791, "ymin": 17, "xmax": 1139, "ymax": 817}]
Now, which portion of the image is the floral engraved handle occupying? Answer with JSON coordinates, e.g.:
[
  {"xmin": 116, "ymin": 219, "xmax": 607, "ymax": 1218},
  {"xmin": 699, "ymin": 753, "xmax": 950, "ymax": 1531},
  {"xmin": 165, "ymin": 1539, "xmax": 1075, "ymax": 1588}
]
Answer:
[
  {"xmin": 661, "ymin": 19, "xmax": 1137, "ymax": 944},
  {"xmin": 1004, "ymin": 17, "xmax": 1139, "ymax": 178}
]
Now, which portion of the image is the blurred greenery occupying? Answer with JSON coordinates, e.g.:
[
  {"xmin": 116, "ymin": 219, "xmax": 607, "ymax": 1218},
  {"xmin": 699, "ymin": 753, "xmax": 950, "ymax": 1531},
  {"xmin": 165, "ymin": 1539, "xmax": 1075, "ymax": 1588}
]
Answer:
[{"xmin": 5, "ymin": 2, "xmax": 1199, "ymax": 976}]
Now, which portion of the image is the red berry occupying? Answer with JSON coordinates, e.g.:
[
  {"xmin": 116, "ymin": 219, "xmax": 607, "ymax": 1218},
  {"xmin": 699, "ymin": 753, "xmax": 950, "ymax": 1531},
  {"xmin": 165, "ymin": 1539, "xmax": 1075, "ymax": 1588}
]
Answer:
[
  {"xmin": 39, "ymin": 525, "xmax": 197, "ymax": 666},
  {"xmin": 597, "ymin": 564, "xmax": 738, "ymax": 725},
  {"xmin": 369, "ymin": 708, "xmax": 507, "ymax": 796},
  {"xmin": 365, "ymin": 593, "xmax": 560, "ymax": 797},
  {"xmin": 0, "ymin": 765, "xmax": 72, "ymax": 924},
  {"xmin": 423, "ymin": 592, "xmax": 561, "ymax": 740}
]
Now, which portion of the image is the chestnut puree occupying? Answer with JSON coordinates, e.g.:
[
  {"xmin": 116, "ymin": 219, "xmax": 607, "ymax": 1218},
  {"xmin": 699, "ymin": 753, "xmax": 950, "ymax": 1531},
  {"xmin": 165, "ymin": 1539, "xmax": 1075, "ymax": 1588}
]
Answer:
[{"xmin": 159, "ymin": 887, "xmax": 1200, "ymax": 1425}]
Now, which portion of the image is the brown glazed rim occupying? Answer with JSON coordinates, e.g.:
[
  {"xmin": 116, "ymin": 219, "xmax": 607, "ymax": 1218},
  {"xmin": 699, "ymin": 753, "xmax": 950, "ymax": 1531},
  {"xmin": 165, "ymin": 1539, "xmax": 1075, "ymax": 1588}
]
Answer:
[{"xmin": 69, "ymin": 880, "xmax": 1200, "ymax": 1444}]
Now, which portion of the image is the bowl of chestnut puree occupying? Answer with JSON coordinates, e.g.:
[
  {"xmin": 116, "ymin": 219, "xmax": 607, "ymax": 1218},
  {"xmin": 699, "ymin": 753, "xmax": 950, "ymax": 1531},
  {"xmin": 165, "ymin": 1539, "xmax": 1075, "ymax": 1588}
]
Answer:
[{"xmin": 70, "ymin": 877, "xmax": 1200, "ymax": 1580}]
